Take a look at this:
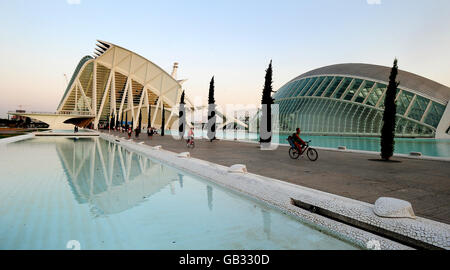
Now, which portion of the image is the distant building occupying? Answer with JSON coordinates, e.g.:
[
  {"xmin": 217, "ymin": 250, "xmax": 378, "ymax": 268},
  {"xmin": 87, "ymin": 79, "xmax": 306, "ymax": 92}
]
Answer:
[{"xmin": 274, "ymin": 63, "xmax": 450, "ymax": 139}]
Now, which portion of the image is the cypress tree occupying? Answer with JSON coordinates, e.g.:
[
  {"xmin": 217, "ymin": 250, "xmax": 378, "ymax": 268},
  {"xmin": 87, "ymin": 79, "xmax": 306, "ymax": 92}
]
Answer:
[
  {"xmin": 259, "ymin": 60, "xmax": 274, "ymax": 144},
  {"xmin": 207, "ymin": 76, "xmax": 216, "ymax": 142},
  {"xmin": 161, "ymin": 104, "xmax": 165, "ymax": 136},
  {"xmin": 380, "ymin": 59, "xmax": 399, "ymax": 161},
  {"xmin": 179, "ymin": 90, "xmax": 186, "ymax": 139}
]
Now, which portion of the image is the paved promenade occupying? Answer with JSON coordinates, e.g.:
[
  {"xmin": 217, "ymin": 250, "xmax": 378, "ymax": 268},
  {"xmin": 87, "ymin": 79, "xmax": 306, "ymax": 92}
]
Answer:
[{"xmin": 105, "ymin": 130, "xmax": 450, "ymax": 224}]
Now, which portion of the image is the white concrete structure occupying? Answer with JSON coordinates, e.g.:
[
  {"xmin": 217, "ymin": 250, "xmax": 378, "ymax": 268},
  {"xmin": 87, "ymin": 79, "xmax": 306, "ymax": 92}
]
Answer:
[
  {"xmin": 10, "ymin": 40, "xmax": 245, "ymax": 131},
  {"xmin": 56, "ymin": 40, "xmax": 190, "ymax": 130}
]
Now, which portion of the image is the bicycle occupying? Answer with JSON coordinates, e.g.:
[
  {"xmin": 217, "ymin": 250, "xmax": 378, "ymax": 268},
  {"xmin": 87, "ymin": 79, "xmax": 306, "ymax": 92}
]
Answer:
[
  {"xmin": 286, "ymin": 137, "xmax": 318, "ymax": 161},
  {"xmin": 186, "ymin": 137, "xmax": 195, "ymax": 148}
]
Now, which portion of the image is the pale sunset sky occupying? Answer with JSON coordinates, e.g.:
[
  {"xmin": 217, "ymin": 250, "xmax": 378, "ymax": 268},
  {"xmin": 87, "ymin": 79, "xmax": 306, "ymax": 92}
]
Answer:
[{"xmin": 0, "ymin": 0, "xmax": 449, "ymax": 117}]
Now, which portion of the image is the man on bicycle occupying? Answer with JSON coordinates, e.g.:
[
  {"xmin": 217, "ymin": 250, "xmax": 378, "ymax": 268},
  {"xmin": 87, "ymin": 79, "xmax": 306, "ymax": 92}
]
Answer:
[
  {"xmin": 292, "ymin": 127, "xmax": 306, "ymax": 151},
  {"xmin": 187, "ymin": 127, "xmax": 194, "ymax": 144}
]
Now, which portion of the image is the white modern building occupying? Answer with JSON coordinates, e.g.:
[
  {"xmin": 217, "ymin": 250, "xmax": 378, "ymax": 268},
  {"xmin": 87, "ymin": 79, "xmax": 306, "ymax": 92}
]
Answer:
[
  {"xmin": 274, "ymin": 63, "xmax": 450, "ymax": 139},
  {"xmin": 10, "ymin": 40, "xmax": 245, "ymax": 131}
]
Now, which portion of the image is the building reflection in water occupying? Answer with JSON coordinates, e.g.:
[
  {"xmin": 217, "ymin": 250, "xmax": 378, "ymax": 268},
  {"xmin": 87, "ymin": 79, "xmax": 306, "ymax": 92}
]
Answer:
[
  {"xmin": 178, "ymin": 173, "xmax": 184, "ymax": 188},
  {"xmin": 55, "ymin": 137, "xmax": 179, "ymax": 216},
  {"xmin": 207, "ymin": 185, "xmax": 213, "ymax": 211},
  {"xmin": 261, "ymin": 209, "xmax": 271, "ymax": 239}
]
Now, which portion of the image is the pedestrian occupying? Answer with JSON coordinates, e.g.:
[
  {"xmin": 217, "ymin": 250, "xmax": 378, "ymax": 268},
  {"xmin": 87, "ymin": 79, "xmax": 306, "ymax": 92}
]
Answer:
[{"xmin": 135, "ymin": 127, "xmax": 140, "ymax": 138}]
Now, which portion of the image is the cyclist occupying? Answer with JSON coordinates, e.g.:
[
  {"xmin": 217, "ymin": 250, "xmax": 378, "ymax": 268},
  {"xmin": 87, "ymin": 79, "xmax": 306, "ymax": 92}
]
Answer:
[
  {"xmin": 187, "ymin": 127, "xmax": 194, "ymax": 145},
  {"xmin": 292, "ymin": 127, "xmax": 306, "ymax": 151}
]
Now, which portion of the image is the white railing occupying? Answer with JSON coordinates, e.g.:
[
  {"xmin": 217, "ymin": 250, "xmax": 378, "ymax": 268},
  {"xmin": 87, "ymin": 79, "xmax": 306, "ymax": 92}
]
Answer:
[{"xmin": 8, "ymin": 110, "xmax": 94, "ymax": 116}]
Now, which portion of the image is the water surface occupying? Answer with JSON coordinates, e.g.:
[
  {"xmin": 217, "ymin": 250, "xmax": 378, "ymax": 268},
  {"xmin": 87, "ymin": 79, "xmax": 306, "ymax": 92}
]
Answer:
[{"xmin": 0, "ymin": 137, "xmax": 357, "ymax": 250}]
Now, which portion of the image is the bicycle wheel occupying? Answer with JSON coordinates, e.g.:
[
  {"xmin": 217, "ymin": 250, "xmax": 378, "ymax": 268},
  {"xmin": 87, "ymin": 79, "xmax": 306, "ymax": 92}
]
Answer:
[
  {"xmin": 289, "ymin": 148, "xmax": 300, "ymax": 159},
  {"xmin": 307, "ymin": 148, "xmax": 318, "ymax": 161}
]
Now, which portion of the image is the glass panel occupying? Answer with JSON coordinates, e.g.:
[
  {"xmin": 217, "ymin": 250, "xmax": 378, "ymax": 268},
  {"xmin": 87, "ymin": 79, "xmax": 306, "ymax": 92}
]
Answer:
[
  {"xmin": 306, "ymin": 77, "xmax": 325, "ymax": 96},
  {"xmin": 291, "ymin": 98, "xmax": 303, "ymax": 113},
  {"xmin": 396, "ymin": 90, "xmax": 414, "ymax": 116},
  {"xmin": 354, "ymin": 81, "xmax": 374, "ymax": 103},
  {"xmin": 273, "ymin": 85, "xmax": 284, "ymax": 99},
  {"xmin": 333, "ymin": 78, "xmax": 353, "ymax": 99},
  {"xmin": 404, "ymin": 121, "xmax": 417, "ymax": 135},
  {"xmin": 365, "ymin": 83, "xmax": 385, "ymax": 107},
  {"xmin": 299, "ymin": 77, "xmax": 317, "ymax": 96},
  {"xmin": 285, "ymin": 80, "xmax": 302, "ymax": 98},
  {"xmin": 424, "ymin": 101, "xmax": 446, "ymax": 128},
  {"xmin": 291, "ymin": 79, "xmax": 309, "ymax": 97},
  {"xmin": 407, "ymin": 95, "xmax": 429, "ymax": 121},
  {"xmin": 323, "ymin": 77, "xmax": 343, "ymax": 98},
  {"xmin": 275, "ymin": 84, "xmax": 289, "ymax": 99},
  {"xmin": 344, "ymin": 79, "xmax": 363, "ymax": 101},
  {"xmin": 314, "ymin": 76, "xmax": 333, "ymax": 97},
  {"xmin": 378, "ymin": 85, "xmax": 393, "ymax": 109},
  {"xmin": 281, "ymin": 81, "xmax": 296, "ymax": 99}
]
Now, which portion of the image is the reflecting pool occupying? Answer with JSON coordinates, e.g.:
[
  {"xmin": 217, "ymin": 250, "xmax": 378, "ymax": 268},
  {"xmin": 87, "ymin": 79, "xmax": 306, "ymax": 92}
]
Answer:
[{"xmin": 0, "ymin": 137, "xmax": 358, "ymax": 250}]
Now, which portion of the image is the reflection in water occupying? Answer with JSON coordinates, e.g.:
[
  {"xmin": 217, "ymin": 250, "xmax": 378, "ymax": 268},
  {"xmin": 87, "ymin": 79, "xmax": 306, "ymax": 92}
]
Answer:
[
  {"xmin": 261, "ymin": 209, "xmax": 271, "ymax": 239},
  {"xmin": 178, "ymin": 173, "xmax": 184, "ymax": 188},
  {"xmin": 0, "ymin": 136, "xmax": 359, "ymax": 249},
  {"xmin": 55, "ymin": 137, "xmax": 178, "ymax": 216},
  {"xmin": 207, "ymin": 185, "xmax": 213, "ymax": 211}
]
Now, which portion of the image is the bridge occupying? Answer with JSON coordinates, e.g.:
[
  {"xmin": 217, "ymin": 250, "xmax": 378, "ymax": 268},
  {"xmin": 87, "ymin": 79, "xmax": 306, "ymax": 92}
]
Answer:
[{"xmin": 8, "ymin": 110, "xmax": 95, "ymax": 129}]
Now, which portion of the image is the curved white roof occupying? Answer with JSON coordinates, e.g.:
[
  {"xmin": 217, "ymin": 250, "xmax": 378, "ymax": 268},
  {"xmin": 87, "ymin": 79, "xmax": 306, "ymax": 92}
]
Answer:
[{"xmin": 290, "ymin": 63, "xmax": 450, "ymax": 103}]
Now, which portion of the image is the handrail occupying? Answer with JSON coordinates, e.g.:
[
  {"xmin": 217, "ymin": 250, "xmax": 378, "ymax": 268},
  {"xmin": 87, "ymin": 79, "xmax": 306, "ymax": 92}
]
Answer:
[{"xmin": 8, "ymin": 110, "xmax": 94, "ymax": 116}]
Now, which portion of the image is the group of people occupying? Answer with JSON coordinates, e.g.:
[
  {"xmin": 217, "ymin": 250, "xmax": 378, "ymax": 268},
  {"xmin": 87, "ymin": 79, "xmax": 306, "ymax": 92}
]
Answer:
[{"xmin": 118, "ymin": 126, "xmax": 159, "ymax": 139}]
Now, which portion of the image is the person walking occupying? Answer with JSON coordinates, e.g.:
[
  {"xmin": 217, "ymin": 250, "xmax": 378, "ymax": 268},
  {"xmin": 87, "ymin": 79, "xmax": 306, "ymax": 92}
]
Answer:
[
  {"xmin": 147, "ymin": 126, "xmax": 153, "ymax": 139},
  {"xmin": 127, "ymin": 127, "xmax": 132, "ymax": 139}
]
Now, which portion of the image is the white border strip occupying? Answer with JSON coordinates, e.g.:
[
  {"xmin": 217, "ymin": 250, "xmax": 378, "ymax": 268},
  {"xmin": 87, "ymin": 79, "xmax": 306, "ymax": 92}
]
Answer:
[{"xmin": 0, "ymin": 133, "xmax": 34, "ymax": 145}]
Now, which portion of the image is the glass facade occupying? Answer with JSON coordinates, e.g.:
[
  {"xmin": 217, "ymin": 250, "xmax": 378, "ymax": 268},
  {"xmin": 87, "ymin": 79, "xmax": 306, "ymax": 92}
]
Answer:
[{"xmin": 275, "ymin": 75, "xmax": 447, "ymax": 138}]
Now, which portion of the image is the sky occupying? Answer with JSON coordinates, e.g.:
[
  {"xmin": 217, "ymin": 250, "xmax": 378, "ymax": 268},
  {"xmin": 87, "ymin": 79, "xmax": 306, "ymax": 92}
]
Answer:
[{"xmin": 1, "ymin": 0, "xmax": 450, "ymax": 118}]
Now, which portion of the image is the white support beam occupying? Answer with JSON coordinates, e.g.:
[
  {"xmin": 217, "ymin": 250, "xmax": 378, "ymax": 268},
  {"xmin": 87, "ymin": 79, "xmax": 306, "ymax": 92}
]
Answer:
[
  {"xmin": 136, "ymin": 86, "xmax": 146, "ymax": 128},
  {"xmin": 152, "ymin": 99, "xmax": 161, "ymax": 127},
  {"xmin": 351, "ymin": 80, "xmax": 366, "ymax": 102},
  {"xmin": 117, "ymin": 77, "xmax": 130, "ymax": 123},
  {"xmin": 362, "ymin": 82, "xmax": 377, "ymax": 105},
  {"xmin": 404, "ymin": 95, "xmax": 417, "ymax": 117},
  {"xmin": 128, "ymin": 78, "xmax": 135, "ymax": 129},
  {"xmin": 321, "ymin": 77, "xmax": 336, "ymax": 97},
  {"xmin": 340, "ymin": 78, "xmax": 355, "ymax": 100},
  {"xmin": 93, "ymin": 61, "xmax": 97, "ymax": 116},
  {"xmin": 330, "ymin": 77, "xmax": 345, "ymax": 98},
  {"xmin": 144, "ymin": 87, "xmax": 150, "ymax": 120},
  {"xmin": 76, "ymin": 79, "xmax": 93, "ymax": 114},
  {"xmin": 75, "ymin": 84, "xmax": 78, "ymax": 112},
  {"xmin": 95, "ymin": 70, "xmax": 113, "ymax": 126},
  {"xmin": 420, "ymin": 100, "xmax": 432, "ymax": 123},
  {"xmin": 111, "ymin": 70, "xmax": 116, "ymax": 118}
]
